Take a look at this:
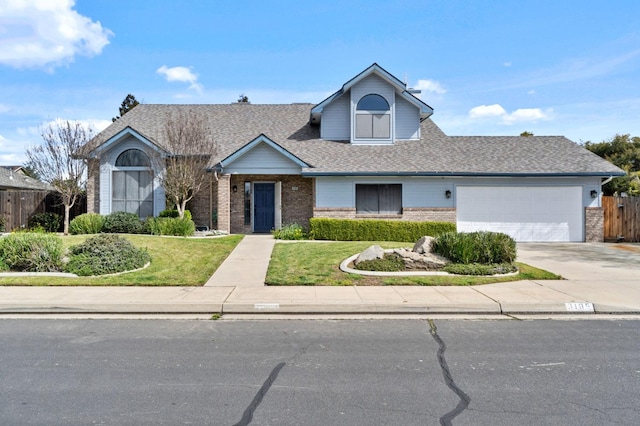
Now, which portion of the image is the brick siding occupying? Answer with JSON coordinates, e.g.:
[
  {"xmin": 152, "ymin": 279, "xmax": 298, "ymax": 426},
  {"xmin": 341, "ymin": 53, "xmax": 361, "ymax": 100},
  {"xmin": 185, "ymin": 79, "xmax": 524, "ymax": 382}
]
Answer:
[
  {"xmin": 585, "ymin": 207, "xmax": 604, "ymax": 242},
  {"xmin": 86, "ymin": 159, "xmax": 100, "ymax": 214},
  {"xmin": 313, "ymin": 207, "xmax": 457, "ymax": 223}
]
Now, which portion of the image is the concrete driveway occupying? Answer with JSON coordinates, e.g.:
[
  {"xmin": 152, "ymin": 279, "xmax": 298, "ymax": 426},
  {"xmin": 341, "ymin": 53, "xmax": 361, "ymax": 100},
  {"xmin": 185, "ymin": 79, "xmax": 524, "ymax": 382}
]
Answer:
[{"xmin": 516, "ymin": 242, "xmax": 640, "ymax": 281}]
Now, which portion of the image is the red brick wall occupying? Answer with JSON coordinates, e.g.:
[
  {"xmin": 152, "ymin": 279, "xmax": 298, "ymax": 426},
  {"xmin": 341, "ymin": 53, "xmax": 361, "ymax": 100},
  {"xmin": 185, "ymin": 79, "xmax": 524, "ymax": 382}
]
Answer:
[{"xmin": 223, "ymin": 174, "xmax": 314, "ymax": 234}]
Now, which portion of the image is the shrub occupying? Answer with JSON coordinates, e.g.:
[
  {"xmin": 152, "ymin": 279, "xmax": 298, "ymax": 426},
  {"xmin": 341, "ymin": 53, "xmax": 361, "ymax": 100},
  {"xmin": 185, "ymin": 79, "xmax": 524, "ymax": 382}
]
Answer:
[
  {"xmin": 159, "ymin": 209, "xmax": 192, "ymax": 220},
  {"xmin": 159, "ymin": 209, "xmax": 179, "ymax": 218},
  {"xmin": 0, "ymin": 232, "xmax": 63, "ymax": 272},
  {"xmin": 354, "ymin": 253, "xmax": 405, "ymax": 272},
  {"xmin": 443, "ymin": 262, "xmax": 517, "ymax": 275},
  {"xmin": 69, "ymin": 213, "xmax": 105, "ymax": 235},
  {"xmin": 28, "ymin": 212, "xmax": 62, "ymax": 233},
  {"xmin": 272, "ymin": 223, "xmax": 307, "ymax": 240},
  {"xmin": 432, "ymin": 231, "xmax": 517, "ymax": 264},
  {"xmin": 102, "ymin": 211, "xmax": 144, "ymax": 234},
  {"xmin": 309, "ymin": 218, "xmax": 455, "ymax": 242},
  {"xmin": 0, "ymin": 216, "xmax": 6, "ymax": 232},
  {"xmin": 64, "ymin": 234, "xmax": 151, "ymax": 276},
  {"xmin": 145, "ymin": 217, "xmax": 195, "ymax": 236}
]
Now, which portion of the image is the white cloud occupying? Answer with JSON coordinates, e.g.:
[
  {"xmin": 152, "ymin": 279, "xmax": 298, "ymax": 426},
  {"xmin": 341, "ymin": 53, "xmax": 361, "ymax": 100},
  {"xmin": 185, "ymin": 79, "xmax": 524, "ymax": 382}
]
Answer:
[
  {"xmin": 469, "ymin": 104, "xmax": 552, "ymax": 124},
  {"xmin": 0, "ymin": 133, "xmax": 29, "ymax": 163},
  {"xmin": 503, "ymin": 108, "xmax": 550, "ymax": 124},
  {"xmin": 469, "ymin": 104, "xmax": 507, "ymax": 118},
  {"xmin": 157, "ymin": 65, "xmax": 203, "ymax": 92},
  {"xmin": 413, "ymin": 79, "xmax": 446, "ymax": 95},
  {"xmin": 503, "ymin": 61, "xmax": 512, "ymax": 67},
  {"xmin": 0, "ymin": 0, "xmax": 113, "ymax": 69}
]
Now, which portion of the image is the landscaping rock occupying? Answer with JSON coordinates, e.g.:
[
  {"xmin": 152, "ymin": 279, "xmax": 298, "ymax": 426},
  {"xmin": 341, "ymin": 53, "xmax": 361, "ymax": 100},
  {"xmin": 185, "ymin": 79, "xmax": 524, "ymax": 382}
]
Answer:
[
  {"xmin": 413, "ymin": 236, "xmax": 436, "ymax": 254},
  {"xmin": 355, "ymin": 245, "xmax": 385, "ymax": 265},
  {"xmin": 392, "ymin": 248, "xmax": 449, "ymax": 270}
]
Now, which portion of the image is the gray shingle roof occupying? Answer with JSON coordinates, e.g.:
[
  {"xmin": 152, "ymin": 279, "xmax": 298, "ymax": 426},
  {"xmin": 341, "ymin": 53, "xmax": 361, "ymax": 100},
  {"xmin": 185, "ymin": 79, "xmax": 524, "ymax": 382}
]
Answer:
[
  {"xmin": 80, "ymin": 104, "xmax": 624, "ymax": 177},
  {"xmin": 0, "ymin": 167, "xmax": 53, "ymax": 190}
]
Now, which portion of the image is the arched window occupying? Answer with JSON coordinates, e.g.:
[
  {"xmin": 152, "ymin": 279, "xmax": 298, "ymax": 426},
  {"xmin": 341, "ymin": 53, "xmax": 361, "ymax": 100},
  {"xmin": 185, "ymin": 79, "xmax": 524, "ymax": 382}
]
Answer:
[
  {"xmin": 357, "ymin": 94, "xmax": 390, "ymax": 112},
  {"xmin": 355, "ymin": 94, "xmax": 391, "ymax": 139},
  {"xmin": 115, "ymin": 149, "xmax": 150, "ymax": 167},
  {"xmin": 112, "ymin": 149, "xmax": 153, "ymax": 218}
]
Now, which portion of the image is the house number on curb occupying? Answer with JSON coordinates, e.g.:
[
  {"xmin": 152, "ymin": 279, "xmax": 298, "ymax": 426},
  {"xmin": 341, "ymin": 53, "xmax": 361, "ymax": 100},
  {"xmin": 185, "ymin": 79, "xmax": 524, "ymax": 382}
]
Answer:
[
  {"xmin": 254, "ymin": 303, "xmax": 280, "ymax": 310},
  {"xmin": 565, "ymin": 302, "xmax": 595, "ymax": 312}
]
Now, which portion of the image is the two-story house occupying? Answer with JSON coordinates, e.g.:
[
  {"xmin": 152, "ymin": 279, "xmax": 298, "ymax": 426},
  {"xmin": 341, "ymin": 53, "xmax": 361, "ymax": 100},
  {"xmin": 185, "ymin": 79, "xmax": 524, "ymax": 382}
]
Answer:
[{"xmin": 78, "ymin": 63, "xmax": 624, "ymax": 242}]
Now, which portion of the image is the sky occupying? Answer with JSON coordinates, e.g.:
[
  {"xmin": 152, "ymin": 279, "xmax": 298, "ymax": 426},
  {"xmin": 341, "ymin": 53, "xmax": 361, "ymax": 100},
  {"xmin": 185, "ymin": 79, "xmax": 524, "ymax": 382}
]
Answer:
[{"xmin": 1, "ymin": 0, "xmax": 639, "ymax": 164}]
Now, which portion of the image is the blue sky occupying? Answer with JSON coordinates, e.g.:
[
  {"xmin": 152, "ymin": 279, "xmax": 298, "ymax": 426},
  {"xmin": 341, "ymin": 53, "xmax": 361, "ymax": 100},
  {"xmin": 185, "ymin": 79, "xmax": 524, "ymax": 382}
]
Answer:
[{"xmin": 1, "ymin": 0, "xmax": 639, "ymax": 164}]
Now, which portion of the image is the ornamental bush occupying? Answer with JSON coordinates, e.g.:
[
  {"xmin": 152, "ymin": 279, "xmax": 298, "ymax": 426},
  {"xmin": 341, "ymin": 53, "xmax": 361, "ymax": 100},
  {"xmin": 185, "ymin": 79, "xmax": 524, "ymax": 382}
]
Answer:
[
  {"xmin": 64, "ymin": 234, "xmax": 150, "ymax": 276},
  {"xmin": 145, "ymin": 217, "xmax": 195, "ymax": 236},
  {"xmin": 69, "ymin": 213, "xmax": 105, "ymax": 235},
  {"xmin": 28, "ymin": 212, "xmax": 62, "ymax": 233},
  {"xmin": 0, "ymin": 232, "xmax": 63, "ymax": 272},
  {"xmin": 432, "ymin": 231, "xmax": 517, "ymax": 265},
  {"xmin": 102, "ymin": 211, "xmax": 144, "ymax": 234},
  {"xmin": 309, "ymin": 218, "xmax": 455, "ymax": 242}
]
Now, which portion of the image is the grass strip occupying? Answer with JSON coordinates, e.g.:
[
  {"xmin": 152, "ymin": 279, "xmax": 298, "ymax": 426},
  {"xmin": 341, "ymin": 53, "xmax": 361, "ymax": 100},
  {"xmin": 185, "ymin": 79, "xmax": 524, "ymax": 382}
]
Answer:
[
  {"xmin": 0, "ymin": 234, "xmax": 243, "ymax": 286},
  {"xmin": 266, "ymin": 241, "xmax": 561, "ymax": 286}
]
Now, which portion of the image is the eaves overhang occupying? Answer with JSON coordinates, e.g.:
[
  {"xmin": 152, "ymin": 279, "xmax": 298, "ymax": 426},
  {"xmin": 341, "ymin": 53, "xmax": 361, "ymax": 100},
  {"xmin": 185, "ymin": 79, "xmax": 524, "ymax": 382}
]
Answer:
[
  {"xmin": 217, "ymin": 133, "xmax": 310, "ymax": 172},
  {"xmin": 310, "ymin": 63, "xmax": 434, "ymax": 123},
  {"xmin": 301, "ymin": 171, "xmax": 626, "ymax": 178},
  {"xmin": 84, "ymin": 126, "xmax": 168, "ymax": 158}
]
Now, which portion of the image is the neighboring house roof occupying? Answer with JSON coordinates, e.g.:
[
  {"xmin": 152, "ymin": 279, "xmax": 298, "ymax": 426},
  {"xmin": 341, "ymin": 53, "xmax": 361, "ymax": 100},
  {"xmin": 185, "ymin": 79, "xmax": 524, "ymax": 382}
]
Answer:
[
  {"xmin": 0, "ymin": 166, "xmax": 54, "ymax": 190},
  {"xmin": 80, "ymin": 102, "xmax": 624, "ymax": 178}
]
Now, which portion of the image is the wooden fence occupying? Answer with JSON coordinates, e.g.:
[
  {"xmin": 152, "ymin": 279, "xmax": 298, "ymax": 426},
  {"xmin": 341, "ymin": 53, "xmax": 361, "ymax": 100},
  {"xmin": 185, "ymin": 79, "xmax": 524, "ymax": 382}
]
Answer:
[
  {"xmin": 0, "ymin": 190, "xmax": 86, "ymax": 232},
  {"xmin": 603, "ymin": 196, "xmax": 640, "ymax": 242}
]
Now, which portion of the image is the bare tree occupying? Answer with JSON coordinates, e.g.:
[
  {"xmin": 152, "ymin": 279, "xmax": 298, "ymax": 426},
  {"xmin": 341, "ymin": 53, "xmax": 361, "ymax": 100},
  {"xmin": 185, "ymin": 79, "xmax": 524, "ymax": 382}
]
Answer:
[
  {"xmin": 25, "ymin": 120, "xmax": 94, "ymax": 235},
  {"xmin": 155, "ymin": 111, "xmax": 216, "ymax": 219}
]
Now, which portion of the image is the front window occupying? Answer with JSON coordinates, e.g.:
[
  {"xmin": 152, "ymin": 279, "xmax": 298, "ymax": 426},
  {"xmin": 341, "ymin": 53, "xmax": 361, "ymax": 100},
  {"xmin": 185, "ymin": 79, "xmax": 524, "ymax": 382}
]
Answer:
[
  {"xmin": 356, "ymin": 184, "xmax": 402, "ymax": 214},
  {"xmin": 112, "ymin": 149, "xmax": 153, "ymax": 218},
  {"xmin": 355, "ymin": 94, "xmax": 391, "ymax": 139}
]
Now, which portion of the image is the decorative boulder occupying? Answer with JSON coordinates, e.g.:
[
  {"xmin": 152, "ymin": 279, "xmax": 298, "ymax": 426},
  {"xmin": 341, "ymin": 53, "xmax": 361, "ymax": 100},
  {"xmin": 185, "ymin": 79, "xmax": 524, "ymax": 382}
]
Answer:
[
  {"xmin": 413, "ymin": 236, "xmax": 436, "ymax": 254},
  {"xmin": 354, "ymin": 245, "xmax": 384, "ymax": 265},
  {"xmin": 392, "ymin": 248, "xmax": 449, "ymax": 270}
]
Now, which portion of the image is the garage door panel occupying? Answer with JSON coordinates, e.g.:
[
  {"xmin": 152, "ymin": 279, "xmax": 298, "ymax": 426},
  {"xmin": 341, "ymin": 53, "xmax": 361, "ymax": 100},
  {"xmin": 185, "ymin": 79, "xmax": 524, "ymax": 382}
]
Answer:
[{"xmin": 456, "ymin": 186, "xmax": 583, "ymax": 242}]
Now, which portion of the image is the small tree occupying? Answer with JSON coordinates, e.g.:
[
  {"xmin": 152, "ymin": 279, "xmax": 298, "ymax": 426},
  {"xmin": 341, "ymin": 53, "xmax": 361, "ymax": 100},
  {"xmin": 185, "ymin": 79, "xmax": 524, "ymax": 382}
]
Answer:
[
  {"xmin": 237, "ymin": 94, "xmax": 249, "ymax": 103},
  {"xmin": 112, "ymin": 94, "xmax": 140, "ymax": 122},
  {"xmin": 26, "ymin": 121, "xmax": 94, "ymax": 235},
  {"xmin": 520, "ymin": 131, "xmax": 534, "ymax": 137},
  {"xmin": 585, "ymin": 134, "xmax": 640, "ymax": 195},
  {"xmin": 154, "ymin": 111, "xmax": 217, "ymax": 219}
]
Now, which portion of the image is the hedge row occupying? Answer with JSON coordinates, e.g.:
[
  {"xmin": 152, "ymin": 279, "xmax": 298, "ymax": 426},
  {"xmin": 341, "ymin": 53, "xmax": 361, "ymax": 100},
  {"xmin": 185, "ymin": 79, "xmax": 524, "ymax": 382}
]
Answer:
[
  {"xmin": 309, "ymin": 218, "xmax": 456, "ymax": 242},
  {"xmin": 69, "ymin": 211, "xmax": 195, "ymax": 237}
]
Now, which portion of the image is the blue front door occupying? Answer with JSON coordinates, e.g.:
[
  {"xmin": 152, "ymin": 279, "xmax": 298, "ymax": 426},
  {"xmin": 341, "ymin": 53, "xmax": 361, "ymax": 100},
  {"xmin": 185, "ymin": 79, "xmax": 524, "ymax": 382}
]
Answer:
[{"xmin": 254, "ymin": 183, "xmax": 275, "ymax": 232}]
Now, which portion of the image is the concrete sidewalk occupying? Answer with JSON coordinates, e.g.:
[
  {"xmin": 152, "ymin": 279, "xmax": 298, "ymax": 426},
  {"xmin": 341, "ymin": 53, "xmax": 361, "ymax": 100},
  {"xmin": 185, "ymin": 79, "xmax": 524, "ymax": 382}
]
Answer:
[{"xmin": 1, "ymin": 237, "xmax": 639, "ymax": 316}]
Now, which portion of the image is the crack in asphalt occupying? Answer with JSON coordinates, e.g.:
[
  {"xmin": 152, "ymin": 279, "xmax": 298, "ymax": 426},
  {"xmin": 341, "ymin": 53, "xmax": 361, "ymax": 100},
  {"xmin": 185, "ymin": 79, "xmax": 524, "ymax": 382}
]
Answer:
[
  {"xmin": 428, "ymin": 319, "xmax": 471, "ymax": 425},
  {"xmin": 232, "ymin": 362, "xmax": 286, "ymax": 426}
]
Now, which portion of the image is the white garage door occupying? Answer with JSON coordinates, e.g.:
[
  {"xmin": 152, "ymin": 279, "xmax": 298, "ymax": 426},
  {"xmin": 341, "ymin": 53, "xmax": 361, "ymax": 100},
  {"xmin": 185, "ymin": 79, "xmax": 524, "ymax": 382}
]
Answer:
[{"xmin": 456, "ymin": 186, "xmax": 584, "ymax": 242}]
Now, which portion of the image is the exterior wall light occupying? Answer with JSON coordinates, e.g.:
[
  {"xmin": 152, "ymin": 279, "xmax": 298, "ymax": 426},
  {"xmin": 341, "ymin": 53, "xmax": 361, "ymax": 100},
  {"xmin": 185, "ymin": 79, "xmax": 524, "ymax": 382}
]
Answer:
[
  {"xmin": 232, "ymin": 185, "xmax": 238, "ymax": 193},
  {"xmin": 590, "ymin": 190, "xmax": 597, "ymax": 199},
  {"xmin": 445, "ymin": 190, "xmax": 452, "ymax": 199}
]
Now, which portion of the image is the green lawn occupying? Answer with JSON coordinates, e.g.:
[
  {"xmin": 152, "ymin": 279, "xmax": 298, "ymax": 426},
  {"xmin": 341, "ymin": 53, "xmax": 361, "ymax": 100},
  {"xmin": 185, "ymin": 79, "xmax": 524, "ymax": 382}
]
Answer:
[
  {"xmin": 0, "ymin": 234, "xmax": 243, "ymax": 286},
  {"xmin": 266, "ymin": 241, "xmax": 561, "ymax": 286}
]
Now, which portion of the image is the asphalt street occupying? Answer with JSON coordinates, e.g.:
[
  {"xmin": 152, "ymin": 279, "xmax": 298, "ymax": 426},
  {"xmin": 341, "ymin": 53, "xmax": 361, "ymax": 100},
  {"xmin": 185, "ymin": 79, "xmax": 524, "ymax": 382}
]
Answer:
[{"xmin": 1, "ymin": 319, "xmax": 638, "ymax": 425}]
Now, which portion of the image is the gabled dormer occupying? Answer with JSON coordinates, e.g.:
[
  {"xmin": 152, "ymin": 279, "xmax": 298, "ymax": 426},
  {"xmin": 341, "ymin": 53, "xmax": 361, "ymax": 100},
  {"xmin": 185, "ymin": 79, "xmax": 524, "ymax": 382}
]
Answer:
[{"xmin": 310, "ymin": 63, "xmax": 433, "ymax": 145}]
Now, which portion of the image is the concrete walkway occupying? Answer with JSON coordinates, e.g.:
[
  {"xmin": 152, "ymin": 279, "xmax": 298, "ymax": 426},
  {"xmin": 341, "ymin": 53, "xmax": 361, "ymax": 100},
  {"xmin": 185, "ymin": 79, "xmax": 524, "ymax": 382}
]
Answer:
[
  {"xmin": 204, "ymin": 234, "xmax": 274, "ymax": 287},
  {"xmin": 0, "ymin": 238, "xmax": 639, "ymax": 316}
]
